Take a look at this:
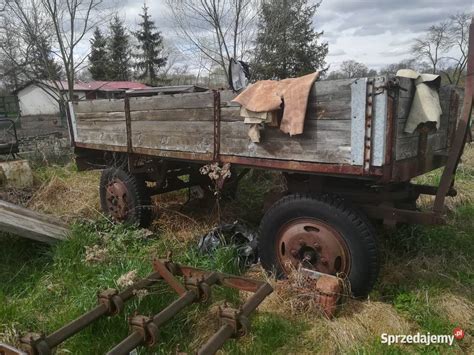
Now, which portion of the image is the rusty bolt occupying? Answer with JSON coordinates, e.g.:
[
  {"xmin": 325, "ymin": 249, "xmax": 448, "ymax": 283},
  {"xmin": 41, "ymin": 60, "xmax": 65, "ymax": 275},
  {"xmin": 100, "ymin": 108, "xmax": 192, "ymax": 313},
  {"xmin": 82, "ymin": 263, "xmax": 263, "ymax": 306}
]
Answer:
[
  {"xmin": 320, "ymin": 257, "xmax": 328, "ymax": 266},
  {"xmin": 313, "ymin": 243, "xmax": 321, "ymax": 250}
]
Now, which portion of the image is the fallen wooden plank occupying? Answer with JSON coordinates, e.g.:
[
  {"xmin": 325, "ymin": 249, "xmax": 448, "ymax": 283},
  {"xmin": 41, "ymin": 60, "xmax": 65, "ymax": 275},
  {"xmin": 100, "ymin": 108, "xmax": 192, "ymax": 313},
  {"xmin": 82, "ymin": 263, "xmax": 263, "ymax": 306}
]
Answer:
[{"xmin": 0, "ymin": 200, "xmax": 68, "ymax": 244}]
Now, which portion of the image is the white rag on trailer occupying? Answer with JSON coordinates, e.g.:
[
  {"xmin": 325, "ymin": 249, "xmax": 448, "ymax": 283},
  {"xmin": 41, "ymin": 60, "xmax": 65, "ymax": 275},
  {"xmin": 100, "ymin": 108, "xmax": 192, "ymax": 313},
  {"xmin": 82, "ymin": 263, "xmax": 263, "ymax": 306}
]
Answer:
[{"xmin": 396, "ymin": 69, "xmax": 443, "ymax": 134}]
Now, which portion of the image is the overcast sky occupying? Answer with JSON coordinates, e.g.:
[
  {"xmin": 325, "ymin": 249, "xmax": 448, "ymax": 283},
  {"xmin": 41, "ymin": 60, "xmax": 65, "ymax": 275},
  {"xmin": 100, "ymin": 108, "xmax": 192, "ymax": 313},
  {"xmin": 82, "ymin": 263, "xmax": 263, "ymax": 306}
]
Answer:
[{"xmin": 114, "ymin": 0, "xmax": 473, "ymax": 71}]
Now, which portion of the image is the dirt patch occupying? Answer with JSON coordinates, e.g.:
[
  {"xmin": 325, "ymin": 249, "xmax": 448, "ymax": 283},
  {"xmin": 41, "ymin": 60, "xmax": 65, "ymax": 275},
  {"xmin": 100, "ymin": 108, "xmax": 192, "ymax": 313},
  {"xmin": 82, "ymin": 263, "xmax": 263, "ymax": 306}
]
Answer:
[{"xmin": 0, "ymin": 188, "xmax": 34, "ymax": 207}]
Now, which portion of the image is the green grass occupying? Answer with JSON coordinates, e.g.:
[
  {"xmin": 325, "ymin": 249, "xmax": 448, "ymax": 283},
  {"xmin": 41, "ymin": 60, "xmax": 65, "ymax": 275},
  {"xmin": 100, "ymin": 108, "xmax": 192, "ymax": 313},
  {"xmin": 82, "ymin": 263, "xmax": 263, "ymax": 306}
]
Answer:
[{"xmin": 0, "ymin": 161, "xmax": 473, "ymax": 354}]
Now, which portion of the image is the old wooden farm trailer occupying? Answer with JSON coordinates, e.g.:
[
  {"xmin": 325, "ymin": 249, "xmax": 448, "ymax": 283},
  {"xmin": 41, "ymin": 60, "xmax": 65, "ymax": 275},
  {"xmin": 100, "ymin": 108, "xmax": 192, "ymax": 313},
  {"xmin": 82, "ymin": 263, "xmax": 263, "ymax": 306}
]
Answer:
[{"xmin": 69, "ymin": 22, "xmax": 474, "ymax": 298}]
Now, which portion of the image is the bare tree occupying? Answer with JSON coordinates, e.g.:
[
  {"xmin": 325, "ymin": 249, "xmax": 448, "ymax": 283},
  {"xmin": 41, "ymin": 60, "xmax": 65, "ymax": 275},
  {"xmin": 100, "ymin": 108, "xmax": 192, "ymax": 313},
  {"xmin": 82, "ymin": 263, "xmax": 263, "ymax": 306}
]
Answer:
[
  {"xmin": 1, "ymin": 0, "xmax": 64, "ymax": 101},
  {"xmin": 2, "ymin": 0, "xmax": 107, "ymax": 102},
  {"xmin": 326, "ymin": 60, "xmax": 375, "ymax": 80},
  {"xmin": 165, "ymin": 0, "xmax": 258, "ymax": 83},
  {"xmin": 412, "ymin": 22, "xmax": 450, "ymax": 74},
  {"xmin": 441, "ymin": 13, "xmax": 470, "ymax": 86},
  {"xmin": 40, "ymin": 0, "xmax": 105, "ymax": 100}
]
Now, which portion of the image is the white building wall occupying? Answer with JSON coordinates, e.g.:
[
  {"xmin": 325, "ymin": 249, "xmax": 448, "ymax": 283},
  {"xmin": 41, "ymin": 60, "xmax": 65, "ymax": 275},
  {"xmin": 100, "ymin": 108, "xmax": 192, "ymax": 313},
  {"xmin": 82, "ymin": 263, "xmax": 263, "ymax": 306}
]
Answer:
[
  {"xmin": 17, "ymin": 85, "xmax": 89, "ymax": 116},
  {"xmin": 18, "ymin": 85, "xmax": 61, "ymax": 116}
]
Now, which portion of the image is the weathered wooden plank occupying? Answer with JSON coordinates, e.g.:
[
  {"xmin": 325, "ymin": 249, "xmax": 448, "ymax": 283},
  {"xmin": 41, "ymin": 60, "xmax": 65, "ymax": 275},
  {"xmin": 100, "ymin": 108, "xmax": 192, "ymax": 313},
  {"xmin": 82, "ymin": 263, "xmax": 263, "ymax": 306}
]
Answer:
[
  {"xmin": 74, "ymin": 99, "xmax": 124, "ymax": 114},
  {"xmin": 395, "ymin": 131, "xmax": 448, "ymax": 160},
  {"xmin": 130, "ymin": 120, "xmax": 213, "ymax": 153},
  {"xmin": 131, "ymin": 121, "xmax": 214, "ymax": 135},
  {"xmin": 0, "ymin": 200, "xmax": 68, "ymax": 244},
  {"xmin": 220, "ymin": 121, "xmax": 351, "ymax": 164},
  {"xmin": 75, "ymin": 125, "xmax": 127, "ymax": 147},
  {"xmin": 76, "ymin": 112, "xmax": 126, "ymax": 121},
  {"xmin": 76, "ymin": 120, "xmax": 126, "ymax": 131},
  {"xmin": 131, "ymin": 108, "xmax": 222, "ymax": 122},
  {"xmin": 132, "ymin": 133, "xmax": 213, "ymax": 154},
  {"xmin": 129, "ymin": 92, "xmax": 214, "ymax": 111}
]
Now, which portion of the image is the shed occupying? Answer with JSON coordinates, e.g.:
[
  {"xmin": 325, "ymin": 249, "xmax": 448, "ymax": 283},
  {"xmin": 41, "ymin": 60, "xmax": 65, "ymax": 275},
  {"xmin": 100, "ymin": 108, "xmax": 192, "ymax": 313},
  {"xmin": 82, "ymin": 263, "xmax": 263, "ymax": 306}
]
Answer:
[{"xmin": 15, "ymin": 81, "xmax": 151, "ymax": 116}]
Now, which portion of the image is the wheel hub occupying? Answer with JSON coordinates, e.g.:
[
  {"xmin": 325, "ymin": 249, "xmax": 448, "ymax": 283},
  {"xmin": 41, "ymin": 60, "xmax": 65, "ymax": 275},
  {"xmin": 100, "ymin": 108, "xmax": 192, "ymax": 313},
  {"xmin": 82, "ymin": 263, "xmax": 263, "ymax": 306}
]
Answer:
[
  {"xmin": 105, "ymin": 179, "xmax": 129, "ymax": 221},
  {"xmin": 276, "ymin": 218, "xmax": 351, "ymax": 276}
]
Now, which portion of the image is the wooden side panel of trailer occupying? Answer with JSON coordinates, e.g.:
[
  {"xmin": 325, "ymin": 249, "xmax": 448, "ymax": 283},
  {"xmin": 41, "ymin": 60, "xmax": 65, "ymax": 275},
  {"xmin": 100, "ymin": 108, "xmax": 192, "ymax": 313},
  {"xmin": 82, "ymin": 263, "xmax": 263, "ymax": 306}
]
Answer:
[
  {"xmin": 219, "ymin": 80, "xmax": 353, "ymax": 164},
  {"xmin": 73, "ymin": 99, "xmax": 127, "ymax": 147},
  {"xmin": 71, "ymin": 77, "xmax": 459, "ymax": 180},
  {"xmin": 394, "ymin": 79, "xmax": 458, "ymax": 161},
  {"xmin": 73, "ymin": 80, "xmax": 355, "ymax": 165}
]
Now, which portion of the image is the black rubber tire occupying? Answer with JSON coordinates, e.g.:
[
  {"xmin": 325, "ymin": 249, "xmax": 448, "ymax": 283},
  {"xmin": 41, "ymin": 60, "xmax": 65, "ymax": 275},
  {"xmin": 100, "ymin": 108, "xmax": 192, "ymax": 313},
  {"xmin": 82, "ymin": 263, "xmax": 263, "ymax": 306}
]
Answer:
[
  {"xmin": 99, "ymin": 167, "xmax": 153, "ymax": 227},
  {"xmin": 259, "ymin": 194, "xmax": 379, "ymax": 298}
]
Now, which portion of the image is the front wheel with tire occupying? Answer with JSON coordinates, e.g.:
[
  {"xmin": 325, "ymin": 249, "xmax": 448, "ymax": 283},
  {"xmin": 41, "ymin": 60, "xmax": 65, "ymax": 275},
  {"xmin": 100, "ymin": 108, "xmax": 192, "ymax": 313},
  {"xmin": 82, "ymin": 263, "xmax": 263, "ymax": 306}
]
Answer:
[
  {"xmin": 259, "ymin": 194, "xmax": 379, "ymax": 297},
  {"xmin": 99, "ymin": 167, "xmax": 152, "ymax": 227}
]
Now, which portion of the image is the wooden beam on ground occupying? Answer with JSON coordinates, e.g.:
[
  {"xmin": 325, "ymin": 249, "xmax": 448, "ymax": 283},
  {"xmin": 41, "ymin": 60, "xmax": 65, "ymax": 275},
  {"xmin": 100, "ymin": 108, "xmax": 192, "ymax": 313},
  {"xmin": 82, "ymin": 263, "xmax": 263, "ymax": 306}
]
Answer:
[{"xmin": 0, "ymin": 200, "xmax": 68, "ymax": 244}]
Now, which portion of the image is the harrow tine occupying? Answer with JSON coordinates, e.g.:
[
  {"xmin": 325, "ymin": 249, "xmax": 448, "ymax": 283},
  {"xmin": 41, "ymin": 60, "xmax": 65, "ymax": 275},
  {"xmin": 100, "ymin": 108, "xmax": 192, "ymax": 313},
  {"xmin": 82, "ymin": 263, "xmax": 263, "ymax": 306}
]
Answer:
[
  {"xmin": 13, "ymin": 258, "xmax": 273, "ymax": 355},
  {"xmin": 107, "ymin": 272, "xmax": 220, "ymax": 355},
  {"xmin": 19, "ymin": 272, "xmax": 162, "ymax": 355},
  {"xmin": 198, "ymin": 282, "xmax": 273, "ymax": 355}
]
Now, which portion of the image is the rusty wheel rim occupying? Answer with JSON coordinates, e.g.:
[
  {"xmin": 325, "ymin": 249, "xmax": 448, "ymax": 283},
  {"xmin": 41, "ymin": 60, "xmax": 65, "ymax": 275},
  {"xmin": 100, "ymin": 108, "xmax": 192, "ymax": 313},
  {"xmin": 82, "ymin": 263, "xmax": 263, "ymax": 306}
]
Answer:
[
  {"xmin": 276, "ymin": 218, "xmax": 351, "ymax": 276},
  {"xmin": 105, "ymin": 178, "xmax": 129, "ymax": 221}
]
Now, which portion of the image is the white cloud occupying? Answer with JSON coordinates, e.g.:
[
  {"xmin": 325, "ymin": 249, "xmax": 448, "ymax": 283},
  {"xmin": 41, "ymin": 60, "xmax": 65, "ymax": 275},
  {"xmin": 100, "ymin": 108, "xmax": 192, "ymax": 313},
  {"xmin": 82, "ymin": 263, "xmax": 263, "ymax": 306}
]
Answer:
[{"xmin": 315, "ymin": 0, "xmax": 474, "ymax": 70}]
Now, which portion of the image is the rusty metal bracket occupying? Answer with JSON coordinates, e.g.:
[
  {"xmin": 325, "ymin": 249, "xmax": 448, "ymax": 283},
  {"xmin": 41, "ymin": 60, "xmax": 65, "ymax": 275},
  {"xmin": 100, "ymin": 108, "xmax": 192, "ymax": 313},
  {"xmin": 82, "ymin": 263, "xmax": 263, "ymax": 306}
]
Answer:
[
  {"xmin": 98, "ymin": 288, "xmax": 125, "ymax": 316},
  {"xmin": 213, "ymin": 90, "xmax": 221, "ymax": 162},
  {"xmin": 218, "ymin": 306, "xmax": 250, "ymax": 338},
  {"xmin": 363, "ymin": 80, "xmax": 375, "ymax": 174}
]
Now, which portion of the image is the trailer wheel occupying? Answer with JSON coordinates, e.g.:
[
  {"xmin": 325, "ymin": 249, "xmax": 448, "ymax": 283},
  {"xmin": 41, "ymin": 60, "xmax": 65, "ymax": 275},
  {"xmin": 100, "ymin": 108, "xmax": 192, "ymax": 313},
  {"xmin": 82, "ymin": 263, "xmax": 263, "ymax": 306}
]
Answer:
[
  {"xmin": 259, "ymin": 194, "xmax": 379, "ymax": 297},
  {"xmin": 99, "ymin": 167, "xmax": 152, "ymax": 227}
]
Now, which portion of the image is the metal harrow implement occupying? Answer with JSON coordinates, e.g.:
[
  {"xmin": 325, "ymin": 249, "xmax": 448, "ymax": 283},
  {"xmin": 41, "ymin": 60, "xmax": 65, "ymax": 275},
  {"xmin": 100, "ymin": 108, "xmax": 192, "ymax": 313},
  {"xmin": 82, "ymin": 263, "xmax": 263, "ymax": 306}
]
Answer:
[{"xmin": 5, "ymin": 258, "xmax": 273, "ymax": 355}]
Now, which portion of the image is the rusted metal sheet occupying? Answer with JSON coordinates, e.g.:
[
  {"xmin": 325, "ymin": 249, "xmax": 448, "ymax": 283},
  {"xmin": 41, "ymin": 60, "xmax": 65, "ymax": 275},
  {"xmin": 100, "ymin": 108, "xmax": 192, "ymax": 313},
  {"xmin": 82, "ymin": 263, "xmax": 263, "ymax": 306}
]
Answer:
[
  {"xmin": 124, "ymin": 96, "xmax": 133, "ymax": 155},
  {"xmin": 220, "ymin": 155, "xmax": 383, "ymax": 177},
  {"xmin": 361, "ymin": 205, "xmax": 445, "ymax": 225},
  {"xmin": 213, "ymin": 90, "xmax": 221, "ymax": 162},
  {"xmin": 74, "ymin": 142, "xmax": 214, "ymax": 162}
]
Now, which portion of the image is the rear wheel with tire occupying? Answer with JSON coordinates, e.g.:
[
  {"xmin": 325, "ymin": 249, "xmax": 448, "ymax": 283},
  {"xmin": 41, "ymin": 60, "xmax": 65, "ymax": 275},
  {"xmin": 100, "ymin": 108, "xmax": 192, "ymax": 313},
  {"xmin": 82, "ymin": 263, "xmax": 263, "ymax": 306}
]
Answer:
[
  {"xmin": 99, "ymin": 167, "xmax": 152, "ymax": 227},
  {"xmin": 259, "ymin": 194, "xmax": 379, "ymax": 297}
]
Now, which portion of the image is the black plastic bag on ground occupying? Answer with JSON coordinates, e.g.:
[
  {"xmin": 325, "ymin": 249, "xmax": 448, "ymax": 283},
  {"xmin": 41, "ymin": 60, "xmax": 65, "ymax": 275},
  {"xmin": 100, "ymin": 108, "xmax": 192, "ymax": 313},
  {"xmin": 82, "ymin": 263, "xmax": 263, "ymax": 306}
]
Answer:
[{"xmin": 197, "ymin": 221, "xmax": 258, "ymax": 268}]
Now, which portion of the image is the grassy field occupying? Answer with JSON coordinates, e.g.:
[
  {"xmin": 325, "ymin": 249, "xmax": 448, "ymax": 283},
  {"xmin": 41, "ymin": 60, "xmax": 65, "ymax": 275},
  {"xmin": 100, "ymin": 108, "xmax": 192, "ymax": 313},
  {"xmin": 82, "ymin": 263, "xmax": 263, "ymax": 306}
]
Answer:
[{"xmin": 0, "ymin": 146, "xmax": 473, "ymax": 354}]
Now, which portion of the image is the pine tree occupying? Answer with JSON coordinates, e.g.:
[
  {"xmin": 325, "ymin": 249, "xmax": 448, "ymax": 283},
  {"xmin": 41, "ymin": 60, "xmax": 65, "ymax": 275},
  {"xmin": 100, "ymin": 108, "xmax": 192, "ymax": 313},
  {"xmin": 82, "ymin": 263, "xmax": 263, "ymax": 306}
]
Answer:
[
  {"xmin": 89, "ymin": 27, "xmax": 108, "ymax": 80},
  {"xmin": 252, "ymin": 0, "xmax": 328, "ymax": 80},
  {"xmin": 29, "ymin": 34, "xmax": 62, "ymax": 81},
  {"xmin": 107, "ymin": 16, "xmax": 131, "ymax": 81},
  {"xmin": 134, "ymin": 3, "xmax": 167, "ymax": 85}
]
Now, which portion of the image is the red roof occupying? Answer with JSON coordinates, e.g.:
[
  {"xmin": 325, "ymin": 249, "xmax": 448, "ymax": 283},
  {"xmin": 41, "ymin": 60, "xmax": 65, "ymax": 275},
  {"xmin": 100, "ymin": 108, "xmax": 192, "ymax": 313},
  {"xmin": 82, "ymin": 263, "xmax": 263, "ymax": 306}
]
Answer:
[
  {"xmin": 81, "ymin": 81, "xmax": 151, "ymax": 91},
  {"xmin": 44, "ymin": 80, "xmax": 151, "ymax": 92}
]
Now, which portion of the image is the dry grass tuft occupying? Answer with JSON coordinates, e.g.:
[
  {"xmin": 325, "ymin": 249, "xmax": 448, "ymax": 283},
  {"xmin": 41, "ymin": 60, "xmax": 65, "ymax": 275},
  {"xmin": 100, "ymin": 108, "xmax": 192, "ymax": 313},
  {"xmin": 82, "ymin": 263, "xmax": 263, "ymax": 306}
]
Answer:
[
  {"xmin": 417, "ymin": 144, "xmax": 474, "ymax": 211},
  {"xmin": 152, "ymin": 194, "xmax": 214, "ymax": 245},
  {"xmin": 432, "ymin": 293, "xmax": 474, "ymax": 328},
  {"xmin": 83, "ymin": 245, "xmax": 109, "ymax": 264},
  {"xmin": 310, "ymin": 300, "xmax": 413, "ymax": 353},
  {"xmin": 187, "ymin": 303, "xmax": 221, "ymax": 350},
  {"xmin": 116, "ymin": 270, "xmax": 138, "ymax": 288},
  {"xmin": 28, "ymin": 170, "xmax": 101, "ymax": 222},
  {"xmin": 0, "ymin": 324, "xmax": 22, "ymax": 348},
  {"xmin": 248, "ymin": 266, "xmax": 348, "ymax": 319}
]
